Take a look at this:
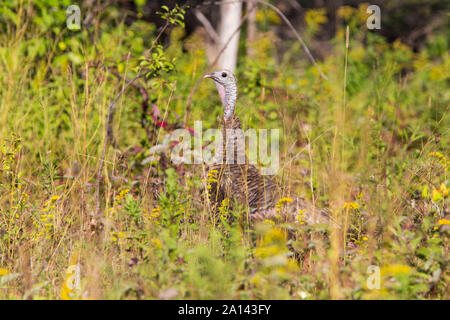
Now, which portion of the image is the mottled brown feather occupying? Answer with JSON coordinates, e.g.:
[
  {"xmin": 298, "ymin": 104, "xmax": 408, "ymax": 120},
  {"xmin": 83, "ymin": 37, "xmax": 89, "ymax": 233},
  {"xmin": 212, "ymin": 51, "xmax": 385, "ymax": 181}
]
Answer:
[{"xmin": 207, "ymin": 114, "xmax": 331, "ymax": 225}]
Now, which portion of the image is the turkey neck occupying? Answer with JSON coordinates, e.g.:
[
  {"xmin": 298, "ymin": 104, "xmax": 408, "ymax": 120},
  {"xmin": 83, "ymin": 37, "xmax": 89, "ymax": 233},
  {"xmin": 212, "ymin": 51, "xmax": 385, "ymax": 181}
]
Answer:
[
  {"xmin": 223, "ymin": 83, "xmax": 237, "ymax": 120},
  {"xmin": 222, "ymin": 82, "xmax": 239, "ymax": 158},
  {"xmin": 221, "ymin": 114, "xmax": 242, "ymax": 164}
]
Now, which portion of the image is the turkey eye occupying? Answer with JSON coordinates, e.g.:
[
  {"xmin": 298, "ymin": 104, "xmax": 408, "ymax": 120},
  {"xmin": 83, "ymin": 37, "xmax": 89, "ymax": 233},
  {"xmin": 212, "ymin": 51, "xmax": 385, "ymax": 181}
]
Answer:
[{"xmin": 221, "ymin": 72, "xmax": 227, "ymax": 77}]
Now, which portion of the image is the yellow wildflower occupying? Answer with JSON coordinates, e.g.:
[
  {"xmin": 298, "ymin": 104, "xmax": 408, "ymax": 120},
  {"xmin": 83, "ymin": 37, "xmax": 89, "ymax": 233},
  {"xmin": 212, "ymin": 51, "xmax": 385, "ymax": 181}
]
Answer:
[
  {"xmin": 275, "ymin": 197, "xmax": 293, "ymax": 214},
  {"xmin": 440, "ymin": 183, "xmax": 448, "ymax": 197},
  {"xmin": 357, "ymin": 3, "xmax": 370, "ymax": 23},
  {"xmin": 305, "ymin": 8, "xmax": 328, "ymax": 33},
  {"xmin": 337, "ymin": 6, "xmax": 355, "ymax": 20},
  {"xmin": 151, "ymin": 238, "xmax": 162, "ymax": 248},
  {"xmin": 344, "ymin": 202, "xmax": 359, "ymax": 210},
  {"xmin": 430, "ymin": 66, "xmax": 447, "ymax": 81},
  {"xmin": 218, "ymin": 198, "xmax": 229, "ymax": 221},
  {"xmin": 297, "ymin": 79, "xmax": 309, "ymax": 87},
  {"xmin": 146, "ymin": 206, "xmax": 161, "ymax": 223},
  {"xmin": 429, "ymin": 151, "xmax": 447, "ymax": 168},
  {"xmin": 0, "ymin": 268, "xmax": 10, "ymax": 276},
  {"xmin": 413, "ymin": 51, "xmax": 429, "ymax": 70},
  {"xmin": 110, "ymin": 231, "xmax": 125, "ymax": 244},
  {"xmin": 297, "ymin": 209, "xmax": 307, "ymax": 225},
  {"xmin": 279, "ymin": 197, "xmax": 293, "ymax": 203},
  {"xmin": 432, "ymin": 189, "xmax": 443, "ymax": 202},
  {"xmin": 381, "ymin": 264, "xmax": 412, "ymax": 276}
]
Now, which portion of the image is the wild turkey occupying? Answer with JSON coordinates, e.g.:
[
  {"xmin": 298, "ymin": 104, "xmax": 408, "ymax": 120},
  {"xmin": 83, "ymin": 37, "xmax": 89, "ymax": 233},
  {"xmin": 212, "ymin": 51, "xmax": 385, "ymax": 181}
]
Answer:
[{"xmin": 204, "ymin": 70, "xmax": 330, "ymax": 226}]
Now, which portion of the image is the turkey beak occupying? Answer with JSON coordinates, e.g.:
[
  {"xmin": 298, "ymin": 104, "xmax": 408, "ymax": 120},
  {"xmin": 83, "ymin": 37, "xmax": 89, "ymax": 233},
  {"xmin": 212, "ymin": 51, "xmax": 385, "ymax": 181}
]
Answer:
[{"xmin": 204, "ymin": 73, "xmax": 217, "ymax": 82}]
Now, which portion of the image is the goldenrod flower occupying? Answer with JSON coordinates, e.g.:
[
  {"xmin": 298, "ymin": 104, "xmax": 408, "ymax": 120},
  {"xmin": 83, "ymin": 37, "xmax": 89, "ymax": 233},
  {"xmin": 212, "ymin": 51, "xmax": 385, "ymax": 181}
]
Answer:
[
  {"xmin": 151, "ymin": 238, "xmax": 162, "ymax": 248},
  {"xmin": 344, "ymin": 202, "xmax": 359, "ymax": 210},
  {"xmin": 381, "ymin": 264, "xmax": 412, "ymax": 276},
  {"xmin": 0, "ymin": 268, "xmax": 9, "ymax": 276},
  {"xmin": 440, "ymin": 183, "xmax": 448, "ymax": 197},
  {"xmin": 218, "ymin": 198, "xmax": 229, "ymax": 221},
  {"xmin": 278, "ymin": 197, "xmax": 294, "ymax": 204},
  {"xmin": 429, "ymin": 151, "xmax": 448, "ymax": 168},
  {"xmin": 296, "ymin": 209, "xmax": 307, "ymax": 225},
  {"xmin": 305, "ymin": 8, "xmax": 328, "ymax": 33},
  {"xmin": 337, "ymin": 6, "xmax": 355, "ymax": 20},
  {"xmin": 432, "ymin": 189, "xmax": 443, "ymax": 202}
]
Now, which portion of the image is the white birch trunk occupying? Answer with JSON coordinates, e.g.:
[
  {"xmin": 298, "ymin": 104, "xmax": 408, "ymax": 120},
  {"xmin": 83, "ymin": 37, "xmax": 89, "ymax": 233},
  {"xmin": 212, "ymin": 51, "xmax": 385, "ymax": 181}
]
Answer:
[{"xmin": 218, "ymin": 0, "xmax": 242, "ymax": 72}]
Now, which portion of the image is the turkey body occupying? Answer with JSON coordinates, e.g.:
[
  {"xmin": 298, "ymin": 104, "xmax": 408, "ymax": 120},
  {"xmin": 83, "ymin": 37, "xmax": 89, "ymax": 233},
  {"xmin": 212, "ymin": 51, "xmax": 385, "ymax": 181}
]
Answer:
[
  {"xmin": 204, "ymin": 70, "xmax": 330, "ymax": 226},
  {"xmin": 208, "ymin": 115, "xmax": 279, "ymax": 215},
  {"xmin": 208, "ymin": 114, "xmax": 329, "ymax": 225}
]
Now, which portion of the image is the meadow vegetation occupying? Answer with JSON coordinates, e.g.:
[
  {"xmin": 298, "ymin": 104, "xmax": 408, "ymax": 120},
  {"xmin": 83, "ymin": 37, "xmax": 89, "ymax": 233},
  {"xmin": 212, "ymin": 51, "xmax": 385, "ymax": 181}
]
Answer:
[{"xmin": 0, "ymin": 1, "xmax": 448, "ymax": 299}]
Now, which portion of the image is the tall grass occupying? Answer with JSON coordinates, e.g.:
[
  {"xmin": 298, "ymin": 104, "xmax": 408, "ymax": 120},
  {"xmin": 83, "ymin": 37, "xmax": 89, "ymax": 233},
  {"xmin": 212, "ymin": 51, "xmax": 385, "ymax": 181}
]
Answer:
[{"xmin": 0, "ymin": 2, "xmax": 448, "ymax": 299}]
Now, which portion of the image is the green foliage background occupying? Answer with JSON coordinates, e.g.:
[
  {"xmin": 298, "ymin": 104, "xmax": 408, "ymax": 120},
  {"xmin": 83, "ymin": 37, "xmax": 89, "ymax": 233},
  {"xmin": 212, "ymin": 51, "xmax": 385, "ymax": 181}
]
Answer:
[{"xmin": 0, "ymin": 0, "xmax": 448, "ymax": 299}]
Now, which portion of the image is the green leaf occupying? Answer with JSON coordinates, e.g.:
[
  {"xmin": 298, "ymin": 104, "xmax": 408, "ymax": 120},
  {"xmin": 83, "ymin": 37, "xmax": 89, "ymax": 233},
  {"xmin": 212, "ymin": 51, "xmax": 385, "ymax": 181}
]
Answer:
[{"xmin": 421, "ymin": 185, "xmax": 428, "ymax": 199}]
